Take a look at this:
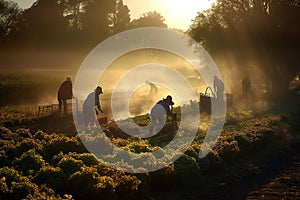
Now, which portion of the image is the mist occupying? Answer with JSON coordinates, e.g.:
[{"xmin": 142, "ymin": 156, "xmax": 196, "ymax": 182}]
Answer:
[{"xmin": 0, "ymin": 47, "xmax": 276, "ymax": 117}]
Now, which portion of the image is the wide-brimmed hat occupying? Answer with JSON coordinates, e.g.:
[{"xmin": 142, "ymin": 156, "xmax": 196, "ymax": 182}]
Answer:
[
  {"xmin": 96, "ymin": 86, "xmax": 103, "ymax": 94},
  {"xmin": 164, "ymin": 95, "xmax": 174, "ymax": 105}
]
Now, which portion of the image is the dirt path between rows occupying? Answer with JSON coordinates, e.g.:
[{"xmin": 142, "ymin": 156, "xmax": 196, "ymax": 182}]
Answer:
[
  {"xmin": 247, "ymin": 149, "xmax": 300, "ymax": 199},
  {"xmin": 150, "ymin": 136, "xmax": 300, "ymax": 200}
]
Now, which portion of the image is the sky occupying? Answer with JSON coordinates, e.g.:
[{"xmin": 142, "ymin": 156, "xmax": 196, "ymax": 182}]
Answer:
[{"xmin": 11, "ymin": 0, "xmax": 215, "ymax": 31}]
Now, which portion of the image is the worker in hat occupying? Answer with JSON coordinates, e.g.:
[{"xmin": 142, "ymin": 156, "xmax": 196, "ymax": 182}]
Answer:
[
  {"xmin": 149, "ymin": 95, "xmax": 176, "ymax": 133},
  {"xmin": 58, "ymin": 77, "xmax": 73, "ymax": 114},
  {"xmin": 213, "ymin": 75, "xmax": 225, "ymax": 101},
  {"xmin": 83, "ymin": 86, "xmax": 103, "ymax": 128}
]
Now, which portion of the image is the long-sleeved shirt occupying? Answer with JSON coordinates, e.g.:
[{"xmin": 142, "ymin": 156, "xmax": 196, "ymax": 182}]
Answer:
[
  {"xmin": 58, "ymin": 81, "xmax": 72, "ymax": 100},
  {"xmin": 83, "ymin": 91, "xmax": 101, "ymax": 110},
  {"xmin": 151, "ymin": 100, "xmax": 172, "ymax": 117}
]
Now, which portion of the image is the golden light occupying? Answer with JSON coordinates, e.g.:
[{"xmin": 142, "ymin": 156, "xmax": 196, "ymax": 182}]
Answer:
[
  {"xmin": 161, "ymin": 0, "xmax": 216, "ymax": 29},
  {"xmin": 123, "ymin": 0, "xmax": 216, "ymax": 30},
  {"xmin": 163, "ymin": 0, "xmax": 216, "ymax": 13}
]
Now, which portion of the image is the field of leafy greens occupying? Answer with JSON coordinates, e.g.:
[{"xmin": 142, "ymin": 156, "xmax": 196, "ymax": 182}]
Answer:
[{"xmin": 0, "ymin": 104, "xmax": 299, "ymax": 199}]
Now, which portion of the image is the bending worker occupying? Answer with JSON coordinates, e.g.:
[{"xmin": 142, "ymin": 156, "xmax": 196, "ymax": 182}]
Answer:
[
  {"xmin": 149, "ymin": 95, "xmax": 176, "ymax": 133},
  {"xmin": 83, "ymin": 86, "xmax": 103, "ymax": 128}
]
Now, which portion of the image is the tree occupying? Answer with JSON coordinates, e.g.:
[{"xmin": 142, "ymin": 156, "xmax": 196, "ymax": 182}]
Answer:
[
  {"xmin": 63, "ymin": 0, "xmax": 87, "ymax": 31},
  {"xmin": 131, "ymin": 11, "xmax": 167, "ymax": 28},
  {"xmin": 81, "ymin": 0, "xmax": 116, "ymax": 43},
  {"xmin": 189, "ymin": 0, "xmax": 300, "ymax": 103},
  {"xmin": 0, "ymin": 0, "xmax": 22, "ymax": 39},
  {"xmin": 109, "ymin": 0, "xmax": 131, "ymax": 34},
  {"xmin": 17, "ymin": 0, "xmax": 68, "ymax": 46}
]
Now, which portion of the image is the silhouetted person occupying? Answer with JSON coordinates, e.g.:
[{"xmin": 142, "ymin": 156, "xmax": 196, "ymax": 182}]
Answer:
[
  {"xmin": 83, "ymin": 86, "xmax": 103, "ymax": 128},
  {"xmin": 213, "ymin": 75, "xmax": 224, "ymax": 101},
  {"xmin": 242, "ymin": 76, "xmax": 252, "ymax": 97},
  {"xmin": 149, "ymin": 95, "xmax": 175, "ymax": 133},
  {"xmin": 58, "ymin": 77, "xmax": 73, "ymax": 114},
  {"xmin": 146, "ymin": 80, "xmax": 158, "ymax": 95}
]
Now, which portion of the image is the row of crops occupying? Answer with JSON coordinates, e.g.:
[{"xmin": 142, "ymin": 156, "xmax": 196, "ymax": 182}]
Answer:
[{"xmin": 0, "ymin": 110, "xmax": 294, "ymax": 199}]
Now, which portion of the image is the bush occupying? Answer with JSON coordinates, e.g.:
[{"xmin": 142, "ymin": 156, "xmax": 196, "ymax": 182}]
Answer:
[
  {"xmin": 149, "ymin": 163, "xmax": 176, "ymax": 189},
  {"xmin": 124, "ymin": 140, "xmax": 154, "ymax": 153},
  {"xmin": 10, "ymin": 181, "xmax": 38, "ymax": 199},
  {"xmin": 68, "ymin": 167, "xmax": 115, "ymax": 199},
  {"xmin": 35, "ymin": 166, "xmax": 67, "ymax": 192},
  {"xmin": 58, "ymin": 157, "xmax": 84, "ymax": 175},
  {"xmin": 5, "ymin": 138, "xmax": 43, "ymax": 159},
  {"xmin": 41, "ymin": 136, "xmax": 86, "ymax": 162},
  {"xmin": 32, "ymin": 130, "xmax": 50, "ymax": 144},
  {"xmin": 13, "ymin": 150, "xmax": 45, "ymax": 174},
  {"xmin": 0, "ymin": 150, "xmax": 9, "ymax": 167},
  {"xmin": 217, "ymin": 140, "xmax": 240, "ymax": 160},
  {"xmin": 174, "ymin": 154, "xmax": 202, "ymax": 184},
  {"xmin": 198, "ymin": 150, "xmax": 225, "ymax": 173},
  {"xmin": 69, "ymin": 153, "xmax": 99, "ymax": 167},
  {"xmin": 0, "ymin": 167, "xmax": 26, "ymax": 187},
  {"xmin": 26, "ymin": 184, "xmax": 73, "ymax": 200},
  {"xmin": 16, "ymin": 128, "xmax": 32, "ymax": 139},
  {"xmin": 0, "ymin": 167, "xmax": 66, "ymax": 199},
  {"xmin": 0, "ymin": 177, "xmax": 9, "ymax": 195},
  {"xmin": 114, "ymin": 175, "xmax": 143, "ymax": 200}
]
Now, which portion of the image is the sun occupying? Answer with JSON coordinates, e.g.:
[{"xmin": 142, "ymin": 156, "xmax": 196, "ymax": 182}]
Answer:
[
  {"xmin": 161, "ymin": 0, "xmax": 216, "ymax": 29},
  {"xmin": 163, "ymin": 0, "xmax": 215, "ymax": 13}
]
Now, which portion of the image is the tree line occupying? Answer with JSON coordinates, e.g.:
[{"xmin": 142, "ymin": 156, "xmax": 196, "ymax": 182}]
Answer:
[
  {"xmin": 0, "ymin": 0, "xmax": 167, "ymax": 50},
  {"xmin": 188, "ymin": 0, "xmax": 300, "ymax": 102}
]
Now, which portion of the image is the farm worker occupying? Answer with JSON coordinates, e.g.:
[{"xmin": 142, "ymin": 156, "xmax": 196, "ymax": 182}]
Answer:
[
  {"xmin": 149, "ymin": 95, "xmax": 176, "ymax": 133},
  {"xmin": 83, "ymin": 86, "xmax": 103, "ymax": 128},
  {"xmin": 58, "ymin": 77, "xmax": 73, "ymax": 113},
  {"xmin": 242, "ymin": 76, "xmax": 252, "ymax": 97},
  {"xmin": 146, "ymin": 80, "xmax": 158, "ymax": 95},
  {"xmin": 213, "ymin": 75, "xmax": 224, "ymax": 102}
]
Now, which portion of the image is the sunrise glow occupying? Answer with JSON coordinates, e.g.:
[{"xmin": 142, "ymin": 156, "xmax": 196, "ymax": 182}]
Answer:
[{"xmin": 124, "ymin": 0, "xmax": 216, "ymax": 30}]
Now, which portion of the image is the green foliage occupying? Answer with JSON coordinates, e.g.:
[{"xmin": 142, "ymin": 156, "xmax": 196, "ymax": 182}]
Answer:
[
  {"xmin": 174, "ymin": 154, "xmax": 202, "ymax": 184},
  {"xmin": 69, "ymin": 152, "xmax": 99, "ymax": 166},
  {"xmin": 149, "ymin": 163, "xmax": 176, "ymax": 189},
  {"xmin": 13, "ymin": 149, "xmax": 45, "ymax": 174},
  {"xmin": 131, "ymin": 11, "xmax": 167, "ymax": 28},
  {"xmin": 16, "ymin": 128, "xmax": 32, "ymax": 138},
  {"xmin": 26, "ymin": 184, "xmax": 73, "ymax": 200},
  {"xmin": 114, "ymin": 174, "xmax": 143, "ymax": 200},
  {"xmin": 10, "ymin": 181, "xmax": 38, "ymax": 199},
  {"xmin": 0, "ymin": 166, "xmax": 69, "ymax": 199},
  {"xmin": 42, "ymin": 135, "xmax": 86, "ymax": 162},
  {"xmin": 0, "ymin": 167, "xmax": 24, "ymax": 187},
  {"xmin": 68, "ymin": 166, "xmax": 115, "ymax": 199},
  {"xmin": 123, "ymin": 139, "xmax": 154, "ymax": 153},
  {"xmin": 109, "ymin": 0, "xmax": 131, "ymax": 34},
  {"xmin": 0, "ymin": 0, "xmax": 21, "ymax": 38},
  {"xmin": 58, "ymin": 157, "xmax": 84, "ymax": 175},
  {"xmin": 0, "ymin": 177, "xmax": 9, "ymax": 194},
  {"xmin": 189, "ymin": 0, "xmax": 300, "ymax": 101},
  {"xmin": 35, "ymin": 166, "xmax": 67, "ymax": 191},
  {"xmin": 217, "ymin": 140, "xmax": 240, "ymax": 160},
  {"xmin": 198, "ymin": 150, "xmax": 225, "ymax": 173},
  {"xmin": 0, "ymin": 110, "xmax": 293, "ymax": 199},
  {"xmin": 5, "ymin": 137, "xmax": 43, "ymax": 159},
  {"xmin": 52, "ymin": 151, "xmax": 99, "ymax": 167}
]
